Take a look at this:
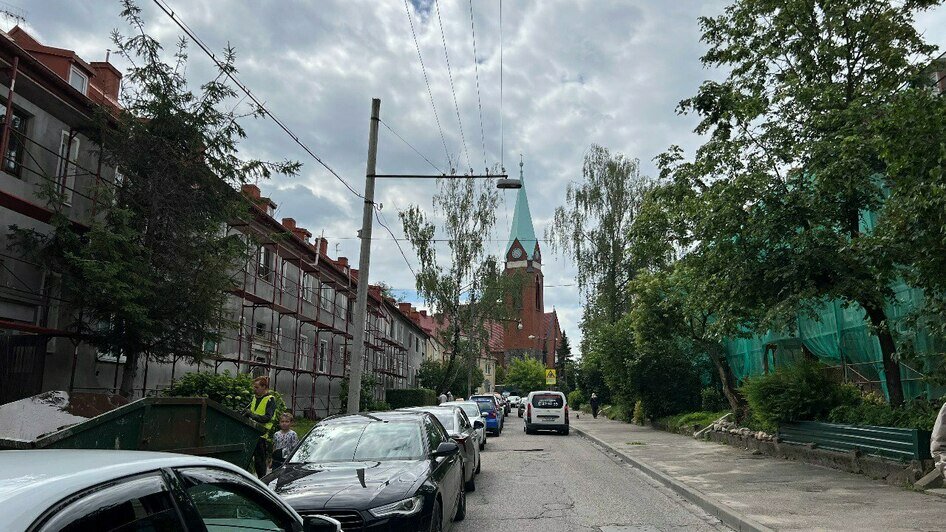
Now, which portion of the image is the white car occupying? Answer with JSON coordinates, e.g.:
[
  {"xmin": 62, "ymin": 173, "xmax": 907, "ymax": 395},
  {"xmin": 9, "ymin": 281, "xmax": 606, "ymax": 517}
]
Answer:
[
  {"xmin": 443, "ymin": 400, "xmax": 487, "ymax": 450},
  {"xmin": 0, "ymin": 449, "xmax": 341, "ymax": 532},
  {"xmin": 524, "ymin": 390, "xmax": 570, "ymax": 435},
  {"xmin": 508, "ymin": 395, "xmax": 521, "ymax": 407}
]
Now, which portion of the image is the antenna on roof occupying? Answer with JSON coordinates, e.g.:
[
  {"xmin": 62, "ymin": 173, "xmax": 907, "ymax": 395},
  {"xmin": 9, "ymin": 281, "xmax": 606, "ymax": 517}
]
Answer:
[{"xmin": 0, "ymin": 1, "xmax": 26, "ymax": 26}]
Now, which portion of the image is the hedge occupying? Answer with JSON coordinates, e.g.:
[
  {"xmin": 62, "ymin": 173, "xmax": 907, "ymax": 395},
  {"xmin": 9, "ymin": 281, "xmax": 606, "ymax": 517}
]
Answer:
[{"xmin": 385, "ymin": 388, "xmax": 438, "ymax": 409}]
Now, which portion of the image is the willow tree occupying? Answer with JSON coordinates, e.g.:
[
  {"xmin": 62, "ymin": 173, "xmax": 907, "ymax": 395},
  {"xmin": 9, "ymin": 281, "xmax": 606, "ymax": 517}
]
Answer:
[
  {"xmin": 662, "ymin": 0, "xmax": 942, "ymax": 406},
  {"xmin": 10, "ymin": 1, "xmax": 299, "ymax": 397},
  {"xmin": 400, "ymin": 176, "xmax": 517, "ymax": 395},
  {"xmin": 546, "ymin": 145, "xmax": 652, "ymax": 342}
]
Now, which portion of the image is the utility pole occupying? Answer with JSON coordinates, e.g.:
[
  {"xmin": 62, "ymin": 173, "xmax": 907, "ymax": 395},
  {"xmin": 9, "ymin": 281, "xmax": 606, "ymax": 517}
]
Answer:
[{"xmin": 347, "ymin": 98, "xmax": 380, "ymax": 414}]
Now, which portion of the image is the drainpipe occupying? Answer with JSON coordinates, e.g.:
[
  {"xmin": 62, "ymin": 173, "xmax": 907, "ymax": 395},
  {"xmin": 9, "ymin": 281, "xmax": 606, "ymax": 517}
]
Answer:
[{"xmin": 0, "ymin": 56, "xmax": 20, "ymax": 170}]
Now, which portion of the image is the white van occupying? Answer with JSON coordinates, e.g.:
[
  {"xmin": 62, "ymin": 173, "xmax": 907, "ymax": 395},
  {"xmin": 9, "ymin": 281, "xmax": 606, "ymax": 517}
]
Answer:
[{"xmin": 523, "ymin": 390, "xmax": 569, "ymax": 435}]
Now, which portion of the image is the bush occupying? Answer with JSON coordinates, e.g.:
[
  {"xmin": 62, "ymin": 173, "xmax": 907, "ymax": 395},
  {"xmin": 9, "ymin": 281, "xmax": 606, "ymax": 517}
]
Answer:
[
  {"xmin": 829, "ymin": 397, "xmax": 939, "ymax": 431},
  {"xmin": 385, "ymin": 388, "xmax": 437, "ymax": 409},
  {"xmin": 740, "ymin": 360, "xmax": 858, "ymax": 432},
  {"xmin": 601, "ymin": 404, "xmax": 633, "ymax": 422},
  {"xmin": 632, "ymin": 400, "xmax": 645, "ymax": 425},
  {"xmin": 339, "ymin": 374, "xmax": 379, "ymax": 413},
  {"xmin": 372, "ymin": 401, "xmax": 392, "ymax": 412},
  {"xmin": 164, "ymin": 371, "xmax": 286, "ymax": 438},
  {"xmin": 567, "ymin": 390, "xmax": 585, "ymax": 409},
  {"xmin": 701, "ymin": 386, "xmax": 728, "ymax": 411}
]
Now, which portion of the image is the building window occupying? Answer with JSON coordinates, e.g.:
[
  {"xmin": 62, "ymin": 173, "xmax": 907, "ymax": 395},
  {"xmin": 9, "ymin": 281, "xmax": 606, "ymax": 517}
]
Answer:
[
  {"xmin": 485, "ymin": 362, "xmax": 491, "ymax": 375},
  {"xmin": 299, "ymin": 334, "xmax": 309, "ymax": 357},
  {"xmin": 320, "ymin": 286, "xmax": 333, "ymax": 311},
  {"xmin": 302, "ymin": 273, "xmax": 313, "ymax": 301},
  {"xmin": 202, "ymin": 337, "xmax": 218, "ymax": 354},
  {"xmin": 0, "ymin": 107, "xmax": 27, "ymax": 176},
  {"xmin": 69, "ymin": 66, "xmax": 89, "ymax": 95},
  {"xmin": 319, "ymin": 340, "xmax": 327, "ymax": 372},
  {"xmin": 57, "ymin": 131, "xmax": 80, "ymax": 205},
  {"xmin": 535, "ymin": 278, "xmax": 542, "ymax": 310},
  {"xmin": 257, "ymin": 246, "xmax": 273, "ymax": 280}
]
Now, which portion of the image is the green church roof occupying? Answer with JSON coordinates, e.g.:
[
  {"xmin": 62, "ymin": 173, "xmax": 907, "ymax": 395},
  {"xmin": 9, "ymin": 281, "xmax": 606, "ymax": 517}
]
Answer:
[{"xmin": 507, "ymin": 162, "xmax": 538, "ymax": 256}]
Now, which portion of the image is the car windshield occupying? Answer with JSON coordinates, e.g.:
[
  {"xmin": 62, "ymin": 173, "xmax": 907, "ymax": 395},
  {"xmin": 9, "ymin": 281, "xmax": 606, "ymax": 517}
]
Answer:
[
  {"xmin": 290, "ymin": 421, "xmax": 424, "ymax": 463},
  {"xmin": 431, "ymin": 411, "xmax": 456, "ymax": 431},
  {"xmin": 473, "ymin": 400, "xmax": 493, "ymax": 413},
  {"xmin": 532, "ymin": 394, "xmax": 564, "ymax": 408},
  {"xmin": 458, "ymin": 404, "xmax": 481, "ymax": 419}
]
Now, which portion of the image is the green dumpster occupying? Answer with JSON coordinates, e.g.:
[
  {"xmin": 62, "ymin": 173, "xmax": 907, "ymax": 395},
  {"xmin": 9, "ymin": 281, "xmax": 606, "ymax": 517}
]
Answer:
[{"xmin": 0, "ymin": 392, "xmax": 264, "ymax": 469}]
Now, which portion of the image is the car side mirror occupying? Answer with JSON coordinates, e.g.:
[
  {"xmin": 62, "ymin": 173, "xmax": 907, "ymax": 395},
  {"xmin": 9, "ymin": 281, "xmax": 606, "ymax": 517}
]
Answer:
[
  {"xmin": 303, "ymin": 515, "xmax": 342, "ymax": 532},
  {"xmin": 431, "ymin": 441, "xmax": 460, "ymax": 458},
  {"xmin": 473, "ymin": 420, "xmax": 484, "ymax": 429},
  {"xmin": 481, "ymin": 412, "xmax": 488, "ymax": 418}
]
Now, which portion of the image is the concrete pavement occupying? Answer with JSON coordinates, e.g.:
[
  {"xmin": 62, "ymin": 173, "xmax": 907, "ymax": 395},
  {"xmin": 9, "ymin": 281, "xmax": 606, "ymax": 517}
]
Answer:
[
  {"xmin": 455, "ymin": 413, "xmax": 726, "ymax": 531},
  {"xmin": 571, "ymin": 414, "xmax": 946, "ymax": 531}
]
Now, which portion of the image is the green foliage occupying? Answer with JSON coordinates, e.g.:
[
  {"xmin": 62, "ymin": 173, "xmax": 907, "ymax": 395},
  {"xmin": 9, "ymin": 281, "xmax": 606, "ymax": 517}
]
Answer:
[
  {"xmin": 163, "ymin": 371, "xmax": 286, "ymax": 437},
  {"xmin": 495, "ymin": 364, "xmax": 507, "ymax": 386},
  {"xmin": 8, "ymin": 1, "xmax": 299, "ymax": 397},
  {"xmin": 740, "ymin": 361, "xmax": 859, "ymax": 432},
  {"xmin": 659, "ymin": 411, "xmax": 729, "ymax": 433},
  {"xmin": 701, "ymin": 387, "xmax": 728, "ymax": 412},
  {"xmin": 567, "ymin": 390, "xmax": 585, "ymax": 410},
  {"xmin": 385, "ymin": 388, "xmax": 438, "ymax": 409},
  {"xmin": 829, "ymin": 397, "xmax": 938, "ymax": 431},
  {"xmin": 632, "ymin": 400, "xmax": 645, "ymax": 425},
  {"xmin": 417, "ymin": 359, "xmax": 484, "ymax": 396},
  {"xmin": 601, "ymin": 404, "xmax": 632, "ymax": 422},
  {"xmin": 506, "ymin": 357, "xmax": 546, "ymax": 395},
  {"xmin": 339, "ymin": 374, "xmax": 381, "ymax": 413}
]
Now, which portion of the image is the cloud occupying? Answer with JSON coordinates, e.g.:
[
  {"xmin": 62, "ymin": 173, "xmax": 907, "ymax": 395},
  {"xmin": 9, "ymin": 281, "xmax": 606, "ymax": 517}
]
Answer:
[{"xmin": 24, "ymin": 0, "xmax": 946, "ymax": 356}]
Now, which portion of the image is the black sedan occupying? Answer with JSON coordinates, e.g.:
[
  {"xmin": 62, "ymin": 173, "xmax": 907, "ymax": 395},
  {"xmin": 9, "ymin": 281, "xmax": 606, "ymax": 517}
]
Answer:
[
  {"xmin": 263, "ymin": 411, "xmax": 466, "ymax": 531},
  {"xmin": 402, "ymin": 406, "xmax": 483, "ymax": 492}
]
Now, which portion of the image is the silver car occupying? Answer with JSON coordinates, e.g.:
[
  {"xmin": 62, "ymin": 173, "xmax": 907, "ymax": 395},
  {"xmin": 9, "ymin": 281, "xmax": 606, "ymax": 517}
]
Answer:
[{"xmin": 443, "ymin": 400, "xmax": 487, "ymax": 450}]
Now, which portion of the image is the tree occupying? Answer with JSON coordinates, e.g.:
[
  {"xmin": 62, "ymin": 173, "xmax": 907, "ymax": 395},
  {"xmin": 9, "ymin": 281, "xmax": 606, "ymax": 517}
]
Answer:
[
  {"xmin": 417, "ymin": 358, "xmax": 484, "ymax": 397},
  {"xmin": 556, "ymin": 332, "xmax": 576, "ymax": 395},
  {"xmin": 657, "ymin": 0, "xmax": 942, "ymax": 406},
  {"xmin": 546, "ymin": 146, "xmax": 652, "ymax": 336},
  {"xmin": 494, "ymin": 364, "xmax": 506, "ymax": 387},
  {"xmin": 400, "ymin": 176, "xmax": 519, "ymax": 394},
  {"xmin": 506, "ymin": 357, "xmax": 546, "ymax": 396},
  {"xmin": 9, "ymin": 1, "xmax": 298, "ymax": 397}
]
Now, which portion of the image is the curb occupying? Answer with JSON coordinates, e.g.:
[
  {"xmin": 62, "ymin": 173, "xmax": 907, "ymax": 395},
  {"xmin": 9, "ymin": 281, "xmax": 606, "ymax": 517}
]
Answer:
[{"xmin": 572, "ymin": 425, "xmax": 773, "ymax": 532}]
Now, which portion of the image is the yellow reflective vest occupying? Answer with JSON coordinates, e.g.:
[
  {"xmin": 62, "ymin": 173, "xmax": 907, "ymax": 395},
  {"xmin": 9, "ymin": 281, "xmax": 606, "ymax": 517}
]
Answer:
[{"xmin": 251, "ymin": 394, "xmax": 276, "ymax": 440}]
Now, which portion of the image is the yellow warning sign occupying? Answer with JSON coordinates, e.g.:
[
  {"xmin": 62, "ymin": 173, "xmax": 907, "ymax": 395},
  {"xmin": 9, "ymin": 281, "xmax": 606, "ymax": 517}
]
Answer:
[{"xmin": 545, "ymin": 369, "xmax": 557, "ymax": 385}]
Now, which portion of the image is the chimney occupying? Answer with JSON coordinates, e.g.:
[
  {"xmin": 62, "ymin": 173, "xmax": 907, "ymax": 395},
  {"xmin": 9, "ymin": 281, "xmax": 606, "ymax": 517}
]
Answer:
[
  {"xmin": 292, "ymin": 227, "xmax": 312, "ymax": 243},
  {"xmin": 337, "ymin": 257, "xmax": 349, "ymax": 268},
  {"xmin": 398, "ymin": 303, "xmax": 412, "ymax": 313},
  {"xmin": 281, "ymin": 218, "xmax": 296, "ymax": 230},
  {"xmin": 317, "ymin": 238, "xmax": 328, "ymax": 256},
  {"xmin": 241, "ymin": 184, "xmax": 261, "ymax": 199},
  {"xmin": 90, "ymin": 61, "xmax": 122, "ymax": 101},
  {"xmin": 420, "ymin": 310, "xmax": 428, "ymax": 317}
]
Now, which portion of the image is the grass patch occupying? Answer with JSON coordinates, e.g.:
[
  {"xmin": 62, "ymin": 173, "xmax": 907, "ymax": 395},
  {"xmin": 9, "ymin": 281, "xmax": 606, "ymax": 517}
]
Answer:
[
  {"xmin": 291, "ymin": 418, "xmax": 318, "ymax": 438},
  {"xmin": 658, "ymin": 411, "xmax": 729, "ymax": 433}
]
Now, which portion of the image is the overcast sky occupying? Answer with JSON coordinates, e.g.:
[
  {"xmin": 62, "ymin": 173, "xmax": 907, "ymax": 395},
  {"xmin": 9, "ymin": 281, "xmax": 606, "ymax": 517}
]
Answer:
[{"xmin": 18, "ymin": 1, "xmax": 946, "ymax": 355}]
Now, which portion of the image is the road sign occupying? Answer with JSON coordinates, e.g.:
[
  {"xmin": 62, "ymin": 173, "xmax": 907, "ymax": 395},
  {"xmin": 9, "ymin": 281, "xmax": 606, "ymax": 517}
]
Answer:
[{"xmin": 545, "ymin": 369, "xmax": 556, "ymax": 385}]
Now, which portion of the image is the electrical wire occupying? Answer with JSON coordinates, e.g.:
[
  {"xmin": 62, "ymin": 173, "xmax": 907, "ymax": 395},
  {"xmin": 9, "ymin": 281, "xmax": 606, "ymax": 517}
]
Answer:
[
  {"xmin": 151, "ymin": 0, "xmax": 366, "ymax": 201},
  {"xmin": 468, "ymin": 0, "xmax": 488, "ymax": 171},
  {"xmin": 374, "ymin": 209, "xmax": 417, "ymax": 278},
  {"xmin": 403, "ymin": 0, "xmax": 451, "ymax": 168},
  {"xmin": 433, "ymin": 0, "xmax": 472, "ymax": 171},
  {"xmin": 378, "ymin": 118, "xmax": 444, "ymax": 174}
]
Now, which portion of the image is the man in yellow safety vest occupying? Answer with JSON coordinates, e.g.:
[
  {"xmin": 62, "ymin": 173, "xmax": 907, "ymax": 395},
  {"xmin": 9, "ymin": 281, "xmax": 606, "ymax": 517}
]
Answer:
[{"xmin": 244, "ymin": 375, "xmax": 277, "ymax": 477}]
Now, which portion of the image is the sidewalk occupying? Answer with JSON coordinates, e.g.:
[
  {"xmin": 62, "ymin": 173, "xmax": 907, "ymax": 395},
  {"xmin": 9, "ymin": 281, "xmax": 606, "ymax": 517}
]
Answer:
[{"xmin": 571, "ymin": 415, "xmax": 946, "ymax": 531}]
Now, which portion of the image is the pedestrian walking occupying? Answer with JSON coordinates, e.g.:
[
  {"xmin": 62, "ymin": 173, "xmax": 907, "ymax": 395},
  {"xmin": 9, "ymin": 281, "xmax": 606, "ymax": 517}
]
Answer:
[
  {"xmin": 244, "ymin": 376, "xmax": 278, "ymax": 478},
  {"xmin": 590, "ymin": 392, "xmax": 600, "ymax": 419},
  {"xmin": 932, "ymin": 401, "xmax": 946, "ymax": 479},
  {"xmin": 446, "ymin": 391, "xmax": 454, "ymax": 402},
  {"xmin": 438, "ymin": 391, "xmax": 448, "ymax": 404},
  {"xmin": 271, "ymin": 412, "xmax": 299, "ymax": 471}
]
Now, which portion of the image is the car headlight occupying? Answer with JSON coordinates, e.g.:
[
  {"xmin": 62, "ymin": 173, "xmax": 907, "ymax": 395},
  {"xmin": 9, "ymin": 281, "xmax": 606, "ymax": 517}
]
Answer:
[{"xmin": 369, "ymin": 495, "xmax": 423, "ymax": 518}]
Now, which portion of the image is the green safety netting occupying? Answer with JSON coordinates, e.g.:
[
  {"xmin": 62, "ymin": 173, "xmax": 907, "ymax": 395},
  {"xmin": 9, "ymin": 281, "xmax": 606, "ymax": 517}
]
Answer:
[{"xmin": 723, "ymin": 211, "xmax": 945, "ymax": 401}]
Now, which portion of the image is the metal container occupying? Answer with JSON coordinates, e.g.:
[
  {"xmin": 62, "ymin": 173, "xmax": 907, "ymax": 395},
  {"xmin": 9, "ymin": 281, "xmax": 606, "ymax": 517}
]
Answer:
[{"xmin": 0, "ymin": 394, "xmax": 264, "ymax": 468}]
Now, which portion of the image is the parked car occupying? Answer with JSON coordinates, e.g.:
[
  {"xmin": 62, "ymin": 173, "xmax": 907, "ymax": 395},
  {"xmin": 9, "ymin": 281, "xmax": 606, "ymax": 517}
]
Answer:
[
  {"xmin": 265, "ymin": 411, "xmax": 466, "ymax": 531},
  {"xmin": 404, "ymin": 405, "xmax": 482, "ymax": 490},
  {"xmin": 508, "ymin": 395, "xmax": 521, "ymax": 408},
  {"xmin": 0, "ymin": 449, "xmax": 341, "ymax": 532},
  {"xmin": 494, "ymin": 393, "xmax": 510, "ymax": 415},
  {"xmin": 443, "ymin": 400, "xmax": 488, "ymax": 450},
  {"xmin": 517, "ymin": 398, "xmax": 527, "ymax": 418},
  {"xmin": 470, "ymin": 394, "xmax": 503, "ymax": 436},
  {"xmin": 524, "ymin": 390, "xmax": 570, "ymax": 435}
]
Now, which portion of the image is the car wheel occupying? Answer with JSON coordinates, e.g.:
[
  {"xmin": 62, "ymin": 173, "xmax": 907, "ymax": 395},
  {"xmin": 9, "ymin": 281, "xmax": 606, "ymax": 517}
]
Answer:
[
  {"xmin": 561, "ymin": 427, "xmax": 570, "ymax": 436},
  {"xmin": 479, "ymin": 440, "xmax": 485, "ymax": 451},
  {"xmin": 465, "ymin": 471, "xmax": 476, "ymax": 492},
  {"xmin": 475, "ymin": 456, "xmax": 481, "ymax": 474},
  {"xmin": 454, "ymin": 482, "xmax": 467, "ymax": 521},
  {"xmin": 525, "ymin": 425, "xmax": 534, "ymax": 435},
  {"xmin": 430, "ymin": 499, "xmax": 443, "ymax": 531}
]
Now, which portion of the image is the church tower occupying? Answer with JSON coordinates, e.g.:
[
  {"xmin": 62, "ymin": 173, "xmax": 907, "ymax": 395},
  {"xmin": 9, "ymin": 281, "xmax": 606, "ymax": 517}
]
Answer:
[{"xmin": 503, "ymin": 158, "xmax": 546, "ymax": 366}]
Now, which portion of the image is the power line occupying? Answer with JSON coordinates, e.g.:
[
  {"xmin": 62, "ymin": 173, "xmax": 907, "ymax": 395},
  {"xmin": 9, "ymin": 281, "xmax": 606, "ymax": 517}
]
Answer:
[
  {"xmin": 403, "ymin": 0, "xmax": 451, "ymax": 168},
  {"xmin": 468, "ymin": 0, "xmax": 488, "ymax": 171},
  {"xmin": 433, "ymin": 0, "xmax": 472, "ymax": 172},
  {"xmin": 374, "ymin": 209, "xmax": 417, "ymax": 279},
  {"xmin": 378, "ymin": 118, "xmax": 444, "ymax": 174},
  {"xmin": 151, "ymin": 0, "xmax": 365, "ymax": 201}
]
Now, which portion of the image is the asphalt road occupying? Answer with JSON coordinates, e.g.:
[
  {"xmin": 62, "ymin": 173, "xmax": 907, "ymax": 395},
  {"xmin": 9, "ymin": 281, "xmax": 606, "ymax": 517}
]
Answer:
[{"xmin": 454, "ymin": 412, "xmax": 727, "ymax": 532}]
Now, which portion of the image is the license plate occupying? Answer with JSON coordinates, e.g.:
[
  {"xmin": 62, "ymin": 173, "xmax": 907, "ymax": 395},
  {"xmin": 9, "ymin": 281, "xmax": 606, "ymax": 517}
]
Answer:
[{"xmin": 539, "ymin": 415, "xmax": 558, "ymax": 420}]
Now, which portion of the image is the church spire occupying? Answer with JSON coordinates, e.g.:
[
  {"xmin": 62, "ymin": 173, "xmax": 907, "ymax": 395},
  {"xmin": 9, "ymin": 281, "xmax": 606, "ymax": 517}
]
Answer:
[{"xmin": 506, "ymin": 156, "xmax": 540, "ymax": 265}]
